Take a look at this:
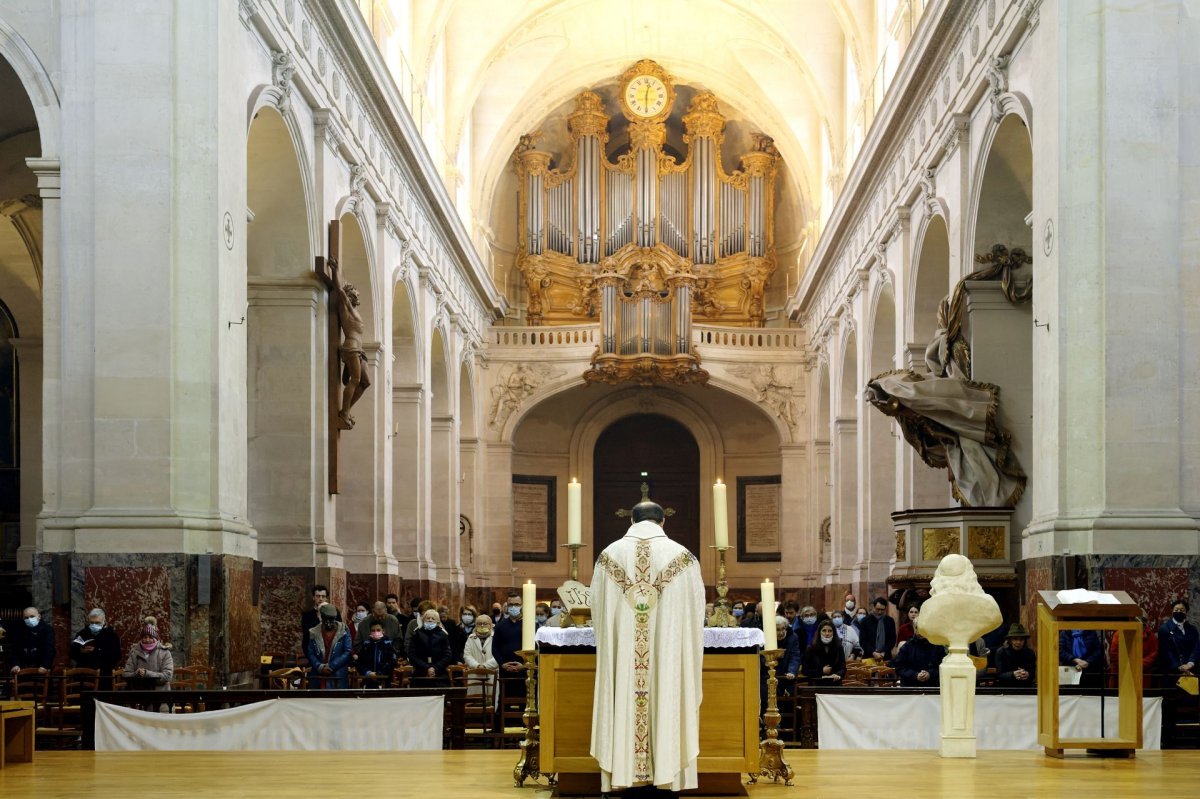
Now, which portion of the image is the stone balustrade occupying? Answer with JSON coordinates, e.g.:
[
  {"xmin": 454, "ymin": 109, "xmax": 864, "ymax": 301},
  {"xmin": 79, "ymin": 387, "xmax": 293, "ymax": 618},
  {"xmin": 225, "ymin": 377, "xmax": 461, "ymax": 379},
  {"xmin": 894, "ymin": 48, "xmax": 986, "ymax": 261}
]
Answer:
[{"xmin": 693, "ymin": 325, "xmax": 803, "ymax": 351}]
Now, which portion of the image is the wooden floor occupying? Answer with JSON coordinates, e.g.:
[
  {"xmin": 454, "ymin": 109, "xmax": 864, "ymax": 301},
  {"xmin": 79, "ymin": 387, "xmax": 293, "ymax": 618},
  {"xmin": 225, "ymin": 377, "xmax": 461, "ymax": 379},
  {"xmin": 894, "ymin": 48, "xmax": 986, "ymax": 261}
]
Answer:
[{"xmin": 1, "ymin": 749, "xmax": 1197, "ymax": 798}]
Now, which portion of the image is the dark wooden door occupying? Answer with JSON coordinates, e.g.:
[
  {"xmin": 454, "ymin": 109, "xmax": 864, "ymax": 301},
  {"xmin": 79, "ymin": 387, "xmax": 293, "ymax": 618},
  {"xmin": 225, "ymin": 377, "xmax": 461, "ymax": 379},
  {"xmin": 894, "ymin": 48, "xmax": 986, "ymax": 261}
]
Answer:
[{"xmin": 592, "ymin": 414, "xmax": 700, "ymax": 557}]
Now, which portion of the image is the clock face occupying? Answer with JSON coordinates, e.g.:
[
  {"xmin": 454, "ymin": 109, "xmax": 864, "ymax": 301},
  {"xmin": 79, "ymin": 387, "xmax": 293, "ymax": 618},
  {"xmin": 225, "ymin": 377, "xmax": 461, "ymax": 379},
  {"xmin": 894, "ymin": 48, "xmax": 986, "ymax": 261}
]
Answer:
[{"xmin": 625, "ymin": 75, "xmax": 668, "ymax": 119}]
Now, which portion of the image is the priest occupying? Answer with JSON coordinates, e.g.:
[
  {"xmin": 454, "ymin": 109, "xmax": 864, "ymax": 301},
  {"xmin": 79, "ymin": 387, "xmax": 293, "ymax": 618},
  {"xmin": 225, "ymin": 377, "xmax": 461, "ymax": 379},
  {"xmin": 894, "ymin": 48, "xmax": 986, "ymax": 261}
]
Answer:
[{"xmin": 590, "ymin": 500, "xmax": 705, "ymax": 793}]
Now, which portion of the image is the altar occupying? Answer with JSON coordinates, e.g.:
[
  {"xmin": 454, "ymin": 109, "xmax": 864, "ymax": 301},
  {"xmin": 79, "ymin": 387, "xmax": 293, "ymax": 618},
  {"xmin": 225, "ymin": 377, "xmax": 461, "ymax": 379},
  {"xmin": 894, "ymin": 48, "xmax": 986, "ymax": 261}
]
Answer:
[{"xmin": 536, "ymin": 626, "xmax": 764, "ymax": 795}]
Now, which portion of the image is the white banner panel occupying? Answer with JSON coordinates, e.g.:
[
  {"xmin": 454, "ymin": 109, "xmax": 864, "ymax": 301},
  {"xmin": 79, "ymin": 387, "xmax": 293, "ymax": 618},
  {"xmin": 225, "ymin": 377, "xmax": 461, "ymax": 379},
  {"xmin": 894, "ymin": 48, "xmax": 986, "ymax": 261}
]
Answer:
[
  {"xmin": 815, "ymin": 694, "xmax": 1160, "ymax": 750},
  {"xmin": 95, "ymin": 696, "xmax": 443, "ymax": 752}
]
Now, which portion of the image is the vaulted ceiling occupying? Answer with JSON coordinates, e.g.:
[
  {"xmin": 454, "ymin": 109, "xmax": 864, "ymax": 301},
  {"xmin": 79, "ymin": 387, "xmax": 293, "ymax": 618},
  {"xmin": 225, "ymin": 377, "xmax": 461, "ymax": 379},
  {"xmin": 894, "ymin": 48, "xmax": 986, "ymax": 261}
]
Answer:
[{"xmin": 371, "ymin": 0, "xmax": 888, "ymax": 298}]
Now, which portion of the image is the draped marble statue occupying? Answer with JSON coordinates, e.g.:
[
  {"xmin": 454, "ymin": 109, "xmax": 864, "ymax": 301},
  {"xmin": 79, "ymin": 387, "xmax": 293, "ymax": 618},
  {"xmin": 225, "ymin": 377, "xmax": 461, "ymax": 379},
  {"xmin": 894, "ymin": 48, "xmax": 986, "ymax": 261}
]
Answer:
[
  {"xmin": 590, "ymin": 501, "xmax": 705, "ymax": 793},
  {"xmin": 865, "ymin": 245, "xmax": 1031, "ymax": 507}
]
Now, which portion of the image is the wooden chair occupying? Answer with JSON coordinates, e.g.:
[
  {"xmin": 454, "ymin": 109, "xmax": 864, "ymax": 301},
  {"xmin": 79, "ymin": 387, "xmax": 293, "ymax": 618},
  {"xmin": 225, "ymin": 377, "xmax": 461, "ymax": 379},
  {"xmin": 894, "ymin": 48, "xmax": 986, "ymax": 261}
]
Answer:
[
  {"xmin": 172, "ymin": 666, "xmax": 196, "ymax": 690},
  {"xmin": 868, "ymin": 665, "xmax": 897, "ymax": 687},
  {"xmin": 842, "ymin": 663, "xmax": 871, "ymax": 687},
  {"xmin": 187, "ymin": 665, "xmax": 215, "ymax": 689},
  {"xmin": 11, "ymin": 669, "xmax": 50, "ymax": 725},
  {"xmin": 463, "ymin": 667, "xmax": 499, "ymax": 745},
  {"xmin": 391, "ymin": 664, "xmax": 414, "ymax": 688},
  {"xmin": 56, "ymin": 668, "xmax": 99, "ymax": 733},
  {"xmin": 497, "ymin": 674, "xmax": 528, "ymax": 746},
  {"xmin": 267, "ymin": 667, "xmax": 303, "ymax": 690}
]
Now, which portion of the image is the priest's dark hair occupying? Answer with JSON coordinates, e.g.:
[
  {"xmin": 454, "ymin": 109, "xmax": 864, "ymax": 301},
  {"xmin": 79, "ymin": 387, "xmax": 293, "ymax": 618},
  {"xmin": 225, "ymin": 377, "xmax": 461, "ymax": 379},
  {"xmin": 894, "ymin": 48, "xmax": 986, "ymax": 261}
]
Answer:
[{"xmin": 631, "ymin": 501, "xmax": 665, "ymax": 523}]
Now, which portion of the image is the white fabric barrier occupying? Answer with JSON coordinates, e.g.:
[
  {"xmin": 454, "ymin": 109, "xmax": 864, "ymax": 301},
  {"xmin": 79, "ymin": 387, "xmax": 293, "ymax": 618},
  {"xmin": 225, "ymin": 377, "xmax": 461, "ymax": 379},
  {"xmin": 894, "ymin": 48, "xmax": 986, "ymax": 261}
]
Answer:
[
  {"xmin": 815, "ymin": 694, "xmax": 1161, "ymax": 750},
  {"xmin": 536, "ymin": 625, "xmax": 764, "ymax": 648},
  {"xmin": 95, "ymin": 696, "xmax": 443, "ymax": 752}
]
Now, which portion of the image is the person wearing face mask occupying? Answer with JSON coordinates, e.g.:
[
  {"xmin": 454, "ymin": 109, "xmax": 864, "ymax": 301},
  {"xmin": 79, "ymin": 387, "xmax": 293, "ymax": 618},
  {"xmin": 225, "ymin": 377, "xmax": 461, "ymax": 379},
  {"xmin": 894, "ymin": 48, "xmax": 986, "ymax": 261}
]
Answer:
[
  {"xmin": 9, "ymin": 606, "xmax": 55, "ymax": 675},
  {"xmin": 358, "ymin": 601, "xmax": 404, "ymax": 659},
  {"xmin": 853, "ymin": 609, "xmax": 868, "ymax": 630},
  {"xmin": 449, "ymin": 605, "xmax": 478, "ymax": 663},
  {"xmin": 349, "ymin": 603, "xmax": 369, "ymax": 647},
  {"xmin": 71, "ymin": 608, "xmax": 123, "ymax": 687},
  {"xmin": 831, "ymin": 611, "xmax": 862, "ymax": 661},
  {"xmin": 405, "ymin": 600, "xmax": 437, "ymax": 656},
  {"xmin": 409, "ymin": 609, "xmax": 454, "ymax": 686},
  {"xmin": 801, "ymin": 619, "xmax": 846, "ymax": 683},
  {"xmin": 122, "ymin": 624, "xmax": 174, "ymax": 691},
  {"xmin": 492, "ymin": 590, "xmax": 527, "ymax": 687},
  {"xmin": 354, "ymin": 620, "xmax": 397, "ymax": 687},
  {"xmin": 463, "ymin": 614, "xmax": 499, "ymax": 707},
  {"xmin": 731, "ymin": 600, "xmax": 746, "ymax": 622},
  {"xmin": 1158, "ymin": 599, "xmax": 1199, "ymax": 682},
  {"xmin": 796, "ymin": 606, "xmax": 821, "ymax": 648},
  {"xmin": 535, "ymin": 602, "xmax": 552, "ymax": 629},
  {"xmin": 306, "ymin": 603, "xmax": 353, "ymax": 688},
  {"xmin": 843, "ymin": 594, "xmax": 858, "ymax": 615},
  {"xmin": 549, "ymin": 599, "xmax": 565, "ymax": 619}
]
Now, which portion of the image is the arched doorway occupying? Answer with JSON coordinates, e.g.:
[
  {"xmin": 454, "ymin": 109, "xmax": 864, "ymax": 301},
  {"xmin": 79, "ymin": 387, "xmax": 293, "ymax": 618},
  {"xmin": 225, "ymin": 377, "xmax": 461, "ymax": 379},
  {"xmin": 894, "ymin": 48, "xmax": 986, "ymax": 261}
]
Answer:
[{"xmin": 592, "ymin": 414, "xmax": 700, "ymax": 557}]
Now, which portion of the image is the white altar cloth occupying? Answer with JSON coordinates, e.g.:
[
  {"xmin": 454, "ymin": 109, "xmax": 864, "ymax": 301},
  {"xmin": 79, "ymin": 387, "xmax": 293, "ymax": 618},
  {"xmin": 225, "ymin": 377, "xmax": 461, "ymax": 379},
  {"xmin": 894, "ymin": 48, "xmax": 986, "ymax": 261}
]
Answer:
[
  {"xmin": 94, "ymin": 696, "xmax": 443, "ymax": 751},
  {"xmin": 536, "ymin": 625, "xmax": 764, "ymax": 649},
  {"xmin": 816, "ymin": 694, "xmax": 1161, "ymax": 750}
]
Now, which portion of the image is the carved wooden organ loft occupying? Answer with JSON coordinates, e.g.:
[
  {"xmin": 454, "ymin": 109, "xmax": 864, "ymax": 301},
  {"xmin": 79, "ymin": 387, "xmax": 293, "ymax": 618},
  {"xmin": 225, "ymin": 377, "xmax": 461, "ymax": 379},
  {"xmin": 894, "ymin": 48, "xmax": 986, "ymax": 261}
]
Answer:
[{"xmin": 512, "ymin": 60, "xmax": 780, "ymax": 385}]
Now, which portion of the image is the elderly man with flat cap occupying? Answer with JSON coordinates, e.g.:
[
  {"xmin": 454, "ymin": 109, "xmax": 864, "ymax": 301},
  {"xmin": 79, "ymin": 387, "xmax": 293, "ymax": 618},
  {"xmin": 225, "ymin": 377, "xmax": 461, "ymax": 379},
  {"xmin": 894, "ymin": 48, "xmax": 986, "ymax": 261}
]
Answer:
[{"xmin": 590, "ymin": 500, "xmax": 705, "ymax": 794}]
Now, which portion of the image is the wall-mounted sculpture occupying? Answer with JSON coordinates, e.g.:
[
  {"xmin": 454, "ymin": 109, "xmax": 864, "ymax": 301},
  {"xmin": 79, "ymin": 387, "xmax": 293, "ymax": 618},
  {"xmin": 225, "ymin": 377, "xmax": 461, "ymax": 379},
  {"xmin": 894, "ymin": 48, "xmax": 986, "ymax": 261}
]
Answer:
[{"xmin": 864, "ymin": 245, "xmax": 1031, "ymax": 507}]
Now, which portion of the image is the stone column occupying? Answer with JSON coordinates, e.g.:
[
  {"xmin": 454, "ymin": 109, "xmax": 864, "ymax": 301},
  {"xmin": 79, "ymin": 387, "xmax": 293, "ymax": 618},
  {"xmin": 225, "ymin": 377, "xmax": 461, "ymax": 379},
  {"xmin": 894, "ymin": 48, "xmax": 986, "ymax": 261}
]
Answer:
[
  {"xmin": 1025, "ymin": 1, "xmax": 1200, "ymax": 558},
  {"xmin": 778, "ymin": 443, "xmax": 810, "ymax": 583},
  {"xmin": 832, "ymin": 417, "xmax": 858, "ymax": 583},
  {"xmin": 392, "ymin": 384, "xmax": 431, "ymax": 580},
  {"xmin": 340, "ymin": 344, "xmax": 385, "ymax": 575}
]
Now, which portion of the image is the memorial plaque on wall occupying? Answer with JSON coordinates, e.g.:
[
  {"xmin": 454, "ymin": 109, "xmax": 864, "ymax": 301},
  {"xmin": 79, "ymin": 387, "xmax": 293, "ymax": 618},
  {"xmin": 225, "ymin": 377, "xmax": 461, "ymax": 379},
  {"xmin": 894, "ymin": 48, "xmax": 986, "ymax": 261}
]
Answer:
[
  {"xmin": 737, "ymin": 475, "xmax": 781, "ymax": 562},
  {"xmin": 512, "ymin": 475, "xmax": 556, "ymax": 562}
]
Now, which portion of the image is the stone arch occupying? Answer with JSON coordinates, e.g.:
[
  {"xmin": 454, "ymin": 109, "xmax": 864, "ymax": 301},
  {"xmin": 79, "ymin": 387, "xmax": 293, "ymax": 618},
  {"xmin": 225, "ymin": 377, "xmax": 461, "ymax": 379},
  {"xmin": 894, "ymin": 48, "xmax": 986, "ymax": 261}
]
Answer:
[
  {"xmin": 336, "ymin": 208, "xmax": 380, "ymax": 345},
  {"xmin": 865, "ymin": 284, "xmax": 898, "ymax": 572},
  {"xmin": 969, "ymin": 113, "xmax": 1034, "ymax": 257},
  {"xmin": 245, "ymin": 103, "xmax": 321, "ymax": 569},
  {"xmin": 0, "ymin": 42, "xmax": 46, "ymax": 573},
  {"xmin": 908, "ymin": 212, "xmax": 951, "ymax": 349},
  {"xmin": 428, "ymin": 324, "xmax": 459, "ymax": 583},
  {"xmin": 389, "ymin": 272, "xmax": 423, "ymax": 577},
  {"xmin": 245, "ymin": 93, "xmax": 318, "ymax": 266},
  {"xmin": 0, "ymin": 20, "xmax": 58, "ymax": 158},
  {"xmin": 391, "ymin": 272, "xmax": 421, "ymax": 381}
]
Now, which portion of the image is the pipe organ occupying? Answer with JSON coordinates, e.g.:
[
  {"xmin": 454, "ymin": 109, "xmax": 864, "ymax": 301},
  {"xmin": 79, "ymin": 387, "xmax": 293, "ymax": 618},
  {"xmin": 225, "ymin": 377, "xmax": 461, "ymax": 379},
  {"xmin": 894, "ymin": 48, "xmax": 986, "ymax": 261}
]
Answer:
[{"xmin": 513, "ymin": 60, "xmax": 780, "ymax": 385}]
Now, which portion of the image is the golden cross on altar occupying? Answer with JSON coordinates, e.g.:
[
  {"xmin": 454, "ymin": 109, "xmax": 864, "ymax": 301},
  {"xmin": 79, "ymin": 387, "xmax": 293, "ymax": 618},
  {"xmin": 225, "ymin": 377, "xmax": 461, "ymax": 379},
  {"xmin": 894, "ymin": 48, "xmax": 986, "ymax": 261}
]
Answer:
[{"xmin": 614, "ymin": 481, "xmax": 677, "ymax": 519}]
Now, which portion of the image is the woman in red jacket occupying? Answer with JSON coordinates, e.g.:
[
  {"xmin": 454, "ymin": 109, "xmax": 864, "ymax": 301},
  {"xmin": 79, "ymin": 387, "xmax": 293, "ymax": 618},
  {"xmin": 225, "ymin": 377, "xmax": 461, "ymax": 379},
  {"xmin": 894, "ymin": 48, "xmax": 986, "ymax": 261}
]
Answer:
[{"xmin": 1107, "ymin": 615, "xmax": 1158, "ymax": 689}]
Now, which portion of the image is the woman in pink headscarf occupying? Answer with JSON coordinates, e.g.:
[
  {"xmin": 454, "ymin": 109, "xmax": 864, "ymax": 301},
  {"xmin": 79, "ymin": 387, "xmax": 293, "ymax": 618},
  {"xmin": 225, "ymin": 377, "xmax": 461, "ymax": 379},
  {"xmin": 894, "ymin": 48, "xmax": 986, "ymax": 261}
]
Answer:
[{"xmin": 122, "ymin": 624, "xmax": 174, "ymax": 691}]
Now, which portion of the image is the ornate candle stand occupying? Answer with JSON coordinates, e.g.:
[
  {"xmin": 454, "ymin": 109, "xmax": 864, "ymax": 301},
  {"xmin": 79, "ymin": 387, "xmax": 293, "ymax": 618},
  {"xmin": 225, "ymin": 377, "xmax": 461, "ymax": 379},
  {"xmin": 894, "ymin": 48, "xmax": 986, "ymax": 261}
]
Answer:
[
  {"xmin": 513, "ymin": 648, "xmax": 553, "ymax": 787},
  {"xmin": 557, "ymin": 543, "xmax": 592, "ymax": 628},
  {"xmin": 706, "ymin": 545, "xmax": 740, "ymax": 628},
  {"xmin": 750, "ymin": 648, "xmax": 794, "ymax": 785}
]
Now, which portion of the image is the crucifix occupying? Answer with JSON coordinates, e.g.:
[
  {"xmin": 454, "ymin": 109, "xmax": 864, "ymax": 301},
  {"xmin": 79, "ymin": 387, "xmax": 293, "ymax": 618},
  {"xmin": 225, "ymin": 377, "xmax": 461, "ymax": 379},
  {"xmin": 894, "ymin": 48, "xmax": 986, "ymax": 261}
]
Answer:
[
  {"xmin": 315, "ymin": 219, "xmax": 371, "ymax": 494},
  {"xmin": 614, "ymin": 482, "xmax": 677, "ymax": 520}
]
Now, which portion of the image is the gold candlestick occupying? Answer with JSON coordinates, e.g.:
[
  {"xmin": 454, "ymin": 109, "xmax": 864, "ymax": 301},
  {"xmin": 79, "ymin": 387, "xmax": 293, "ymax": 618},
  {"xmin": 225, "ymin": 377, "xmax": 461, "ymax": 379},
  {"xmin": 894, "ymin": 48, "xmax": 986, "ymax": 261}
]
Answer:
[
  {"xmin": 750, "ymin": 648, "xmax": 794, "ymax": 785},
  {"xmin": 706, "ymin": 545, "xmax": 739, "ymax": 628},
  {"xmin": 557, "ymin": 543, "xmax": 591, "ymax": 628},
  {"xmin": 513, "ymin": 649, "xmax": 553, "ymax": 787}
]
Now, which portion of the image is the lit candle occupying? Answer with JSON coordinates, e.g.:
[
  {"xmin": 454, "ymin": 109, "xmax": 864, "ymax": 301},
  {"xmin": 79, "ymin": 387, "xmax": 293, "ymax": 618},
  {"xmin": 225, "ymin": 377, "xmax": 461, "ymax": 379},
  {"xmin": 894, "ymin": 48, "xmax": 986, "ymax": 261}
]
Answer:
[
  {"xmin": 567, "ymin": 478, "xmax": 581, "ymax": 546},
  {"xmin": 522, "ymin": 579, "xmax": 537, "ymax": 650},
  {"xmin": 713, "ymin": 479, "xmax": 729, "ymax": 549},
  {"xmin": 761, "ymin": 579, "xmax": 777, "ymax": 650}
]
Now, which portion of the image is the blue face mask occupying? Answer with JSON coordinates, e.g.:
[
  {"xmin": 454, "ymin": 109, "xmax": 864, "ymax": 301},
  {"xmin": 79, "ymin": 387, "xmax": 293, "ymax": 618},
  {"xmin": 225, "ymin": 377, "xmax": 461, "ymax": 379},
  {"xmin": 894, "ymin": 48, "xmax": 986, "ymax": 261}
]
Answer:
[
  {"xmin": 508, "ymin": 606, "xmax": 521, "ymax": 618},
  {"xmin": 832, "ymin": 616, "xmax": 843, "ymax": 628},
  {"xmin": 24, "ymin": 617, "xmax": 38, "ymax": 628},
  {"xmin": 423, "ymin": 621, "xmax": 438, "ymax": 631},
  {"xmin": 732, "ymin": 608, "xmax": 744, "ymax": 618},
  {"xmin": 802, "ymin": 616, "xmax": 817, "ymax": 625},
  {"xmin": 88, "ymin": 623, "xmax": 103, "ymax": 634}
]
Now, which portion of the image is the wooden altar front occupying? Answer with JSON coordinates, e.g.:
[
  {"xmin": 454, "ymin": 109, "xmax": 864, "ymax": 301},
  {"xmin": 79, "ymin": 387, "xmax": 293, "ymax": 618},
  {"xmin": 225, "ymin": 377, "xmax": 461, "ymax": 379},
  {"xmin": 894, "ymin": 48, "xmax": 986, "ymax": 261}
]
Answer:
[{"xmin": 539, "ymin": 650, "xmax": 759, "ymax": 795}]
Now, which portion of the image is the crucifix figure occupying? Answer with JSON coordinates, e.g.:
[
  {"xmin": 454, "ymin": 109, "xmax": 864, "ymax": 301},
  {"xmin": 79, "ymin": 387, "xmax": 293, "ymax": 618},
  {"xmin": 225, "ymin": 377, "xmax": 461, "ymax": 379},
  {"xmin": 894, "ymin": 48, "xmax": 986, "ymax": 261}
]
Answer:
[
  {"xmin": 615, "ymin": 482, "xmax": 676, "ymax": 520},
  {"xmin": 317, "ymin": 221, "xmax": 371, "ymax": 431}
]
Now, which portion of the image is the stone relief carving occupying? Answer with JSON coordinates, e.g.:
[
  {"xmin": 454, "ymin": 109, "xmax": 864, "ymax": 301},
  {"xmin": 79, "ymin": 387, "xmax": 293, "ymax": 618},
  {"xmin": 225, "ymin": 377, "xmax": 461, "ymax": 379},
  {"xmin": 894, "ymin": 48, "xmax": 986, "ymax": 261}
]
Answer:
[
  {"xmin": 986, "ymin": 54, "xmax": 1011, "ymax": 122},
  {"xmin": 271, "ymin": 50, "xmax": 295, "ymax": 107},
  {"xmin": 729, "ymin": 364, "xmax": 800, "ymax": 435},
  {"xmin": 488, "ymin": 362, "xmax": 562, "ymax": 430}
]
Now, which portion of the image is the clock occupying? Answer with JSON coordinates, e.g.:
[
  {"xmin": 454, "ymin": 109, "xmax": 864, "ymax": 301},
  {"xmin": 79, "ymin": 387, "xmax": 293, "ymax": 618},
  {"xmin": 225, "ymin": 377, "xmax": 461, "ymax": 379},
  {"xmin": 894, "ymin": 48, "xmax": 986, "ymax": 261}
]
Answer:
[{"xmin": 624, "ymin": 74, "xmax": 669, "ymax": 119}]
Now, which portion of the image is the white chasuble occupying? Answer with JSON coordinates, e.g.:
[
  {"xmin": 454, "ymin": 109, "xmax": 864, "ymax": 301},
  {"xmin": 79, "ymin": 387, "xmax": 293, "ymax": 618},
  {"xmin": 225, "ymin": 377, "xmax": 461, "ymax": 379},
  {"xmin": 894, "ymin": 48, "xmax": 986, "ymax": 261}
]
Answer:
[{"xmin": 589, "ymin": 520, "xmax": 705, "ymax": 792}]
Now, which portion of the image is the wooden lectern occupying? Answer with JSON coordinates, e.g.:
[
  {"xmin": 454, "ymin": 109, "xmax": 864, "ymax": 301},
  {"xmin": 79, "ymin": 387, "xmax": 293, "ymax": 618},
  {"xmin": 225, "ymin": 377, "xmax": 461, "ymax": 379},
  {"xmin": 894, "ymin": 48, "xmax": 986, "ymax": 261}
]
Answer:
[{"xmin": 1036, "ymin": 590, "xmax": 1142, "ymax": 758}]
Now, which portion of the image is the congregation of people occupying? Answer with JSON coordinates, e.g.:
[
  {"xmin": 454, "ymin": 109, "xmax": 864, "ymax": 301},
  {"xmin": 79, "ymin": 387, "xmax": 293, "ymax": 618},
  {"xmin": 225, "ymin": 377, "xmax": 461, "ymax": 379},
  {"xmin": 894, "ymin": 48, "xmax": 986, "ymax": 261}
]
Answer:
[{"xmin": 1, "ymin": 588, "xmax": 1195, "ymax": 701}]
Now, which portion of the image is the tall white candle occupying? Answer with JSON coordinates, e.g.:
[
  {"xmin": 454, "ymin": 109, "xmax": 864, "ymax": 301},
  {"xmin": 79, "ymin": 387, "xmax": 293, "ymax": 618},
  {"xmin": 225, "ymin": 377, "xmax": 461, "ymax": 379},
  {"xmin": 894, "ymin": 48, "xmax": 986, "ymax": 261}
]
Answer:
[
  {"xmin": 713, "ymin": 479, "xmax": 729, "ymax": 549},
  {"xmin": 522, "ymin": 580, "xmax": 536, "ymax": 650},
  {"xmin": 567, "ymin": 478, "xmax": 581, "ymax": 546},
  {"xmin": 761, "ymin": 579, "xmax": 777, "ymax": 650}
]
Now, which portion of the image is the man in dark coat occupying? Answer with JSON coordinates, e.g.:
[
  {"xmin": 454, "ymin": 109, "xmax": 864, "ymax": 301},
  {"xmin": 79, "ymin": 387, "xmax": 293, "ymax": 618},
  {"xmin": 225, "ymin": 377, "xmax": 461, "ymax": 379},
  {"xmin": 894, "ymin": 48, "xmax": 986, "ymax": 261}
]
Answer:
[
  {"xmin": 994, "ymin": 623, "xmax": 1036, "ymax": 686},
  {"xmin": 893, "ymin": 620, "xmax": 944, "ymax": 686},
  {"xmin": 8, "ymin": 606, "xmax": 55, "ymax": 674},
  {"xmin": 858, "ymin": 596, "xmax": 897, "ymax": 662},
  {"xmin": 1059, "ymin": 628, "xmax": 1105, "ymax": 688},
  {"xmin": 70, "ymin": 607, "xmax": 124, "ymax": 686}
]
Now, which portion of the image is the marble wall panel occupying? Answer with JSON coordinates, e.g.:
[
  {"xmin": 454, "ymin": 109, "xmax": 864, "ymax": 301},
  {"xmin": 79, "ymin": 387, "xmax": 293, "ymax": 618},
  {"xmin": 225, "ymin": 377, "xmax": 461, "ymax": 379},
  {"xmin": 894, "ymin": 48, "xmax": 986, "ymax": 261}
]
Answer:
[
  {"xmin": 259, "ymin": 568, "xmax": 309, "ymax": 656},
  {"xmin": 1022, "ymin": 563, "xmax": 1051, "ymax": 638},
  {"xmin": 348, "ymin": 573, "xmax": 379, "ymax": 610},
  {"xmin": 225, "ymin": 557, "xmax": 258, "ymax": 674},
  {"xmin": 1099, "ymin": 566, "xmax": 1188, "ymax": 628},
  {"xmin": 84, "ymin": 564, "xmax": 172, "ymax": 660}
]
